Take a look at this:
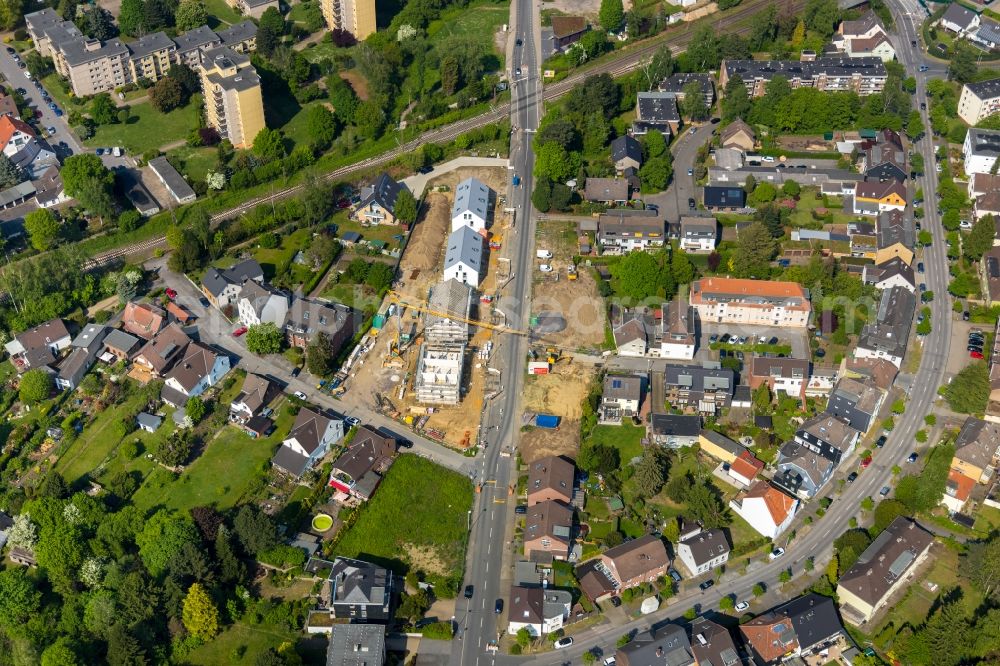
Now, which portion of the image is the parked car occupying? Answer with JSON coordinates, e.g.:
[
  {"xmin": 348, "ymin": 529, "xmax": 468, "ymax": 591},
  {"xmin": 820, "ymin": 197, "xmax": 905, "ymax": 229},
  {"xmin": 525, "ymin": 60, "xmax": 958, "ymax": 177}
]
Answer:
[
  {"xmin": 345, "ymin": 416, "xmax": 360, "ymax": 428},
  {"xmin": 293, "ymin": 391, "xmax": 307, "ymax": 400},
  {"xmin": 464, "ymin": 585, "xmax": 474, "ymax": 599},
  {"xmin": 861, "ymin": 455, "xmax": 873, "ymax": 469},
  {"xmin": 688, "ymin": 197, "xmax": 696, "ymax": 209},
  {"xmin": 668, "ymin": 568, "xmax": 682, "ymax": 583},
  {"xmin": 972, "ymin": 351, "xmax": 985, "ymax": 359},
  {"xmin": 514, "ymin": 505, "xmax": 527, "ymax": 514},
  {"xmin": 964, "ymin": 311, "xmax": 971, "ymax": 321},
  {"xmin": 495, "ymin": 599, "xmax": 503, "ymax": 614},
  {"xmin": 604, "ymin": 658, "xmax": 617, "ymax": 666},
  {"xmin": 880, "ymin": 486, "xmax": 891, "ymax": 497},
  {"xmin": 554, "ymin": 637, "xmax": 574, "ymax": 649},
  {"xmin": 699, "ymin": 580, "xmax": 714, "ymax": 591},
  {"xmin": 968, "ymin": 345, "xmax": 984, "ymax": 353},
  {"xmin": 232, "ymin": 326, "xmax": 247, "ymax": 337},
  {"xmin": 5, "ymin": 46, "xmax": 13, "ymax": 54},
  {"xmin": 609, "ymin": 596, "xmax": 621, "ymax": 608},
  {"xmin": 538, "ymin": 264, "xmax": 553, "ymax": 273},
  {"xmin": 720, "ymin": 333, "xmax": 731, "ymax": 343},
  {"xmin": 199, "ymin": 297, "xmax": 210, "ymax": 307},
  {"xmin": 768, "ymin": 336, "xmax": 779, "ymax": 345},
  {"xmin": 847, "ymin": 471, "xmax": 858, "ymax": 483},
  {"xmin": 165, "ymin": 288, "xmax": 177, "ymax": 300},
  {"xmin": 907, "ymin": 452, "xmax": 919, "ymax": 463},
  {"xmin": 689, "ymin": 127, "xmax": 697, "ymax": 135},
  {"xmin": 416, "ymin": 165, "xmax": 432, "ymax": 174},
  {"xmin": 917, "ymin": 262, "xmax": 924, "ymax": 273},
  {"xmin": 709, "ymin": 334, "xmax": 719, "ymax": 343},
  {"xmin": 875, "ymin": 435, "xmax": 887, "ymax": 448},
  {"xmin": 687, "ymin": 168, "xmax": 694, "ymax": 176},
  {"xmin": 291, "ymin": 367, "xmax": 301, "ymax": 378},
  {"xmin": 769, "ymin": 548, "xmax": 785, "ymax": 560},
  {"xmin": 919, "ymin": 65, "xmax": 929, "ymax": 72},
  {"xmin": 735, "ymin": 601, "xmax": 750, "ymax": 613}
]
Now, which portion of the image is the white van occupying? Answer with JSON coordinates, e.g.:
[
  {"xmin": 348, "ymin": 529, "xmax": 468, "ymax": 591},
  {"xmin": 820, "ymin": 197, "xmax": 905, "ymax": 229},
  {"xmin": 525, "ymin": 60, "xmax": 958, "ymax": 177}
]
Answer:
[{"xmin": 536, "ymin": 249, "xmax": 552, "ymax": 259}]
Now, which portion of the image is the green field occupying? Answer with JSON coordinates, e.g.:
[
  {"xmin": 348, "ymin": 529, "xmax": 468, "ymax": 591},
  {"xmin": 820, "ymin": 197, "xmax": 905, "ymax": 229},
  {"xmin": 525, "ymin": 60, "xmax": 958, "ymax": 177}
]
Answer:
[
  {"xmin": 84, "ymin": 97, "xmax": 202, "ymax": 154},
  {"xmin": 588, "ymin": 423, "xmax": 645, "ymax": 463},
  {"xmin": 332, "ymin": 454, "xmax": 473, "ymax": 593},
  {"xmin": 426, "ymin": 1, "xmax": 509, "ymax": 62},
  {"xmin": 56, "ymin": 385, "xmax": 149, "ymax": 483},
  {"xmin": 185, "ymin": 623, "xmax": 298, "ymax": 665},
  {"xmin": 166, "ymin": 145, "xmax": 218, "ymax": 184},
  {"xmin": 202, "ymin": 0, "xmax": 242, "ymax": 26}
]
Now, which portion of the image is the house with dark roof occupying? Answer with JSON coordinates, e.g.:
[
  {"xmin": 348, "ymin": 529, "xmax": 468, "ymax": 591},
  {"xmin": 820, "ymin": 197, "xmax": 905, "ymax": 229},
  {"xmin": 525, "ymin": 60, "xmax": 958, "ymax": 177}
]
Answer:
[
  {"xmin": 876, "ymin": 209, "xmax": 915, "ymax": 253},
  {"xmin": 523, "ymin": 499, "xmax": 574, "ymax": 560},
  {"xmin": 326, "ymin": 624, "xmax": 386, "ymax": 666},
  {"xmin": 5, "ymin": 318, "xmax": 72, "ymax": 373},
  {"xmin": 703, "ymin": 185, "xmax": 746, "ymax": 211},
  {"xmin": 584, "ymin": 177, "xmax": 630, "ymax": 204},
  {"xmin": 611, "ymin": 135, "xmax": 642, "ymax": 172},
  {"xmin": 863, "ymin": 140, "xmax": 907, "ymax": 182},
  {"xmin": 774, "ymin": 439, "xmax": 837, "ymax": 499},
  {"xmin": 284, "ymin": 298, "xmax": 356, "ymax": 350},
  {"xmin": 852, "ymin": 180, "xmax": 906, "ymax": 215},
  {"xmin": 328, "ymin": 426, "xmax": 396, "ymax": 501},
  {"xmin": 550, "ymin": 15, "xmax": 587, "ymax": 48},
  {"xmin": 748, "ymin": 356, "xmax": 810, "ymax": 403},
  {"xmin": 649, "ymin": 413, "xmax": 701, "ymax": 447},
  {"xmin": 741, "ymin": 593, "xmax": 847, "ymax": 664},
  {"xmin": 102, "ymin": 329, "xmax": 140, "ymax": 362},
  {"xmin": 272, "ymin": 407, "xmax": 344, "ymax": 477},
  {"xmin": 55, "ymin": 345, "xmax": 99, "ymax": 391},
  {"xmin": 505, "ymin": 585, "xmax": 572, "ymax": 637},
  {"xmin": 612, "ymin": 308, "xmax": 654, "ymax": 357},
  {"xmin": 633, "ymin": 91, "xmax": 680, "ymax": 136},
  {"xmin": 148, "ymin": 156, "xmax": 196, "ymax": 205},
  {"xmin": 316, "ymin": 556, "xmax": 394, "ymax": 622},
  {"xmin": 600, "ymin": 374, "xmax": 643, "ymax": 424},
  {"xmin": 201, "ymin": 258, "xmax": 265, "ymax": 309},
  {"xmin": 943, "ymin": 417, "xmax": 1000, "ymax": 512},
  {"xmin": 677, "ymin": 528, "xmax": 730, "ymax": 575},
  {"xmin": 663, "ymin": 364, "xmax": 735, "ymax": 413},
  {"xmin": 938, "ymin": 2, "xmax": 980, "ymax": 35},
  {"xmin": 352, "ymin": 173, "xmax": 405, "ymax": 225},
  {"xmin": 826, "ymin": 376, "xmax": 884, "ymax": 433},
  {"xmin": 660, "ymin": 297, "xmax": 696, "ymax": 360},
  {"xmin": 856, "ymin": 285, "xmax": 915, "ymax": 367},
  {"xmin": 528, "ymin": 455, "xmax": 575, "ymax": 505},
  {"xmin": 720, "ymin": 57, "xmax": 888, "ymax": 98},
  {"xmin": 688, "ymin": 616, "xmax": 743, "ymax": 666},
  {"xmin": 229, "ymin": 373, "xmax": 278, "ymax": 424},
  {"xmin": 594, "ymin": 534, "xmax": 671, "ymax": 594},
  {"xmin": 983, "ymin": 247, "xmax": 1000, "ymax": 306},
  {"xmin": 658, "ymin": 72, "xmax": 715, "ymax": 109},
  {"xmin": 964, "ymin": 128, "xmax": 1000, "ymax": 176},
  {"xmin": 597, "ymin": 210, "xmax": 664, "ymax": 254},
  {"xmin": 133, "ymin": 323, "xmax": 190, "ymax": 378},
  {"xmin": 616, "ymin": 624, "xmax": 695, "ymax": 666},
  {"xmin": 837, "ymin": 517, "xmax": 933, "ymax": 625},
  {"xmin": 237, "ymin": 280, "xmax": 289, "ymax": 328},
  {"xmin": 864, "ymin": 256, "xmax": 916, "ymax": 294},
  {"xmin": 71, "ymin": 324, "xmax": 109, "ymax": 356},
  {"xmin": 161, "ymin": 341, "xmax": 231, "ymax": 408},
  {"xmin": 971, "ymin": 18, "xmax": 1000, "ymax": 50}
]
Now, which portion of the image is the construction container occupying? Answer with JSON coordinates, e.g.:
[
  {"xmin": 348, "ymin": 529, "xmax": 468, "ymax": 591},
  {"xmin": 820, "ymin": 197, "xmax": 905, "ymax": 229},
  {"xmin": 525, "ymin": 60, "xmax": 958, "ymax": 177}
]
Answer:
[
  {"xmin": 527, "ymin": 361, "xmax": 550, "ymax": 375},
  {"xmin": 536, "ymin": 414, "xmax": 560, "ymax": 429},
  {"xmin": 372, "ymin": 314, "xmax": 386, "ymax": 330}
]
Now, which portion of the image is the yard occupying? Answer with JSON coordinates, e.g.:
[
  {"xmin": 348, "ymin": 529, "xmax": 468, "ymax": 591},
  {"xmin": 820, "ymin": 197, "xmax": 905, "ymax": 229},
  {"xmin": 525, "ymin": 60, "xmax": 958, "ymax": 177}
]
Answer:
[
  {"xmin": 331, "ymin": 454, "xmax": 473, "ymax": 595},
  {"xmin": 785, "ymin": 190, "xmax": 858, "ymax": 230},
  {"xmin": 185, "ymin": 623, "xmax": 299, "ymax": 665},
  {"xmin": 165, "ymin": 145, "xmax": 219, "ymax": 184},
  {"xmin": 427, "ymin": 1, "xmax": 509, "ymax": 66},
  {"xmin": 202, "ymin": 0, "xmax": 243, "ymax": 26},
  {"xmin": 84, "ymin": 97, "xmax": 202, "ymax": 154},
  {"xmin": 587, "ymin": 423, "xmax": 645, "ymax": 464}
]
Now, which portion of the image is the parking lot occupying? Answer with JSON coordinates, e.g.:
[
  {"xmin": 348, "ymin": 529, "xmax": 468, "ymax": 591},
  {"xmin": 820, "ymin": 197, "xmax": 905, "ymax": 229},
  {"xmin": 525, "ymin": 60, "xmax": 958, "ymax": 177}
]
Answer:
[
  {"xmin": 945, "ymin": 317, "xmax": 991, "ymax": 379},
  {"xmin": 696, "ymin": 322, "xmax": 810, "ymax": 362},
  {"xmin": 0, "ymin": 47, "xmax": 81, "ymax": 158}
]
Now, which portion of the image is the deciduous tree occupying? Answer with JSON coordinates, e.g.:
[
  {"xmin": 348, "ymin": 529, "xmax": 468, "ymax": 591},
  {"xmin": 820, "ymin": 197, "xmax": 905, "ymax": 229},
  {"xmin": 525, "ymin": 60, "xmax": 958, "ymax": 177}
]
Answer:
[
  {"xmin": 61, "ymin": 154, "xmax": 115, "ymax": 219},
  {"xmin": 245, "ymin": 323, "xmax": 284, "ymax": 354},
  {"xmin": 24, "ymin": 208, "xmax": 60, "ymax": 251},
  {"xmin": 598, "ymin": 0, "xmax": 624, "ymax": 31},
  {"xmin": 394, "ymin": 188, "xmax": 418, "ymax": 225},
  {"xmin": 19, "ymin": 368, "xmax": 52, "ymax": 404},
  {"xmin": 174, "ymin": 0, "xmax": 207, "ymax": 30},
  {"xmin": 137, "ymin": 511, "xmax": 200, "ymax": 578},
  {"xmin": 118, "ymin": 0, "xmax": 144, "ymax": 36},
  {"xmin": 945, "ymin": 361, "xmax": 990, "ymax": 413},
  {"xmin": 304, "ymin": 104, "xmax": 340, "ymax": 152},
  {"xmin": 150, "ymin": 76, "xmax": 185, "ymax": 113}
]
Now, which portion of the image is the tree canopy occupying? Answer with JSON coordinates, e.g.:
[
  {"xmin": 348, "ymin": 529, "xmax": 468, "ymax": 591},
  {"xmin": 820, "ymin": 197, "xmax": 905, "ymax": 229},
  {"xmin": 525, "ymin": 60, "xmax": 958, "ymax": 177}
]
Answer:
[
  {"xmin": 24, "ymin": 209, "xmax": 60, "ymax": 252},
  {"xmin": 245, "ymin": 323, "xmax": 284, "ymax": 355},
  {"xmin": 945, "ymin": 361, "xmax": 990, "ymax": 414}
]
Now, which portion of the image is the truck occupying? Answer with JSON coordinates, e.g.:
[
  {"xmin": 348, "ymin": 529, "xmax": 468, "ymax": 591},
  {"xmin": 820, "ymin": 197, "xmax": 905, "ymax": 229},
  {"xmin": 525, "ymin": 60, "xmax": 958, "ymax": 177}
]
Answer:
[
  {"xmin": 536, "ymin": 249, "xmax": 553, "ymax": 259},
  {"xmin": 527, "ymin": 361, "xmax": 550, "ymax": 375}
]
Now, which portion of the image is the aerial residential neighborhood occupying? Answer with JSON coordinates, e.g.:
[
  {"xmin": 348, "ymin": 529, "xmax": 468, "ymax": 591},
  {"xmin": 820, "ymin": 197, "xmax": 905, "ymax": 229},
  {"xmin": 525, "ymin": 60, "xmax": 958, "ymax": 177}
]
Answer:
[{"xmin": 0, "ymin": 0, "xmax": 998, "ymax": 662}]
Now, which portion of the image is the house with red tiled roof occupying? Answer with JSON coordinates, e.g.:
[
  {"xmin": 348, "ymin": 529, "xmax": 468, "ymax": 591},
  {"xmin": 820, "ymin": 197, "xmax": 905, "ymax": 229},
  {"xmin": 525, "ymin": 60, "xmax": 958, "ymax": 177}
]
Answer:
[
  {"xmin": 0, "ymin": 115, "xmax": 56, "ymax": 178},
  {"xmin": 689, "ymin": 278, "xmax": 811, "ymax": 327},
  {"xmin": 729, "ymin": 480, "xmax": 798, "ymax": 539},
  {"xmin": 0, "ymin": 116, "xmax": 35, "ymax": 157},
  {"xmin": 121, "ymin": 302, "xmax": 165, "ymax": 340},
  {"xmin": 728, "ymin": 449, "xmax": 764, "ymax": 487}
]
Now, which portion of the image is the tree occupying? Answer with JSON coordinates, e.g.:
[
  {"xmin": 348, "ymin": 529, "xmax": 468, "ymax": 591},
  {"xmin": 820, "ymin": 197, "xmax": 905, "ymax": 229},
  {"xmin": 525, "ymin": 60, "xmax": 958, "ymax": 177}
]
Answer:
[
  {"xmin": 962, "ymin": 535, "xmax": 1000, "ymax": 598},
  {"xmin": 0, "ymin": 0, "xmax": 23, "ymax": 30},
  {"xmin": 233, "ymin": 505, "xmax": 278, "ymax": 555},
  {"xmin": 634, "ymin": 446, "xmax": 670, "ymax": 498},
  {"xmin": 719, "ymin": 596, "xmax": 735, "ymax": 611},
  {"xmin": 907, "ymin": 109, "xmax": 924, "ymax": 138},
  {"xmin": 803, "ymin": 0, "xmax": 840, "ymax": 38},
  {"xmin": 643, "ymin": 45, "xmax": 675, "ymax": 90},
  {"xmin": 582, "ymin": 652, "xmax": 597, "ymax": 666},
  {"xmin": 872, "ymin": 499, "xmax": 909, "ymax": 535},
  {"xmin": 41, "ymin": 637, "xmax": 82, "ymax": 666},
  {"xmin": 150, "ymin": 76, "xmax": 185, "ymax": 113},
  {"xmin": 671, "ymin": 250, "xmax": 695, "ymax": 285},
  {"xmin": 0, "ymin": 568, "xmax": 40, "ymax": 629},
  {"xmin": 721, "ymin": 75, "xmax": 751, "ymax": 123},
  {"xmin": 779, "ymin": 569, "xmax": 792, "ymax": 583},
  {"xmin": 19, "ymin": 368, "xmax": 52, "ymax": 404},
  {"xmin": 395, "ymin": 188, "xmax": 418, "ymax": 225},
  {"xmin": 782, "ymin": 180, "xmax": 800, "ymax": 197},
  {"xmin": 680, "ymin": 81, "xmax": 709, "ymax": 120},
  {"xmin": 598, "ymin": 0, "xmax": 624, "ymax": 31},
  {"xmin": 534, "ymin": 142, "xmax": 580, "ymax": 183},
  {"xmin": 731, "ymin": 221, "xmax": 777, "ymax": 278},
  {"xmin": 949, "ymin": 39, "xmax": 978, "ymax": 84},
  {"xmin": 245, "ymin": 323, "xmax": 284, "ymax": 354},
  {"xmin": 91, "ymin": 93, "xmax": 117, "ymax": 125},
  {"xmin": 307, "ymin": 332, "xmax": 336, "ymax": 376},
  {"xmin": 257, "ymin": 7, "xmax": 285, "ymax": 55},
  {"xmin": 24, "ymin": 208, "xmax": 60, "ymax": 251},
  {"xmin": 142, "ymin": 0, "xmax": 170, "ymax": 30},
  {"xmin": 791, "ymin": 18, "xmax": 805, "ymax": 47},
  {"xmin": 185, "ymin": 396, "xmax": 207, "ymax": 423},
  {"xmin": 749, "ymin": 182, "xmax": 777, "ymax": 205},
  {"xmin": 6, "ymin": 513, "xmax": 37, "ymax": 550},
  {"xmin": 118, "ymin": 0, "xmax": 144, "ymax": 36},
  {"xmin": 365, "ymin": 262, "xmax": 395, "ymax": 293},
  {"xmin": 641, "ymin": 129, "xmax": 666, "ymax": 159},
  {"xmin": 945, "ymin": 361, "xmax": 990, "ymax": 413},
  {"xmin": 578, "ymin": 442, "xmax": 620, "ymax": 476},
  {"xmin": 967, "ymin": 214, "xmax": 996, "ymax": 261},
  {"xmin": 137, "ymin": 511, "xmax": 200, "ymax": 578},
  {"xmin": 252, "ymin": 127, "xmax": 286, "ymax": 163},
  {"xmin": 169, "ymin": 63, "xmax": 201, "ymax": 97},
  {"xmin": 174, "ymin": 0, "xmax": 207, "ymax": 30},
  {"xmin": 640, "ymin": 155, "xmax": 672, "ymax": 191},
  {"xmin": 0, "ymin": 153, "xmax": 24, "ymax": 189},
  {"xmin": 106, "ymin": 624, "xmax": 147, "ymax": 666},
  {"xmin": 182, "ymin": 583, "xmax": 219, "ymax": 640},
  {"xmin": 614, "ymin": 251, "xmax": 662, "ymax": 300},
  {"xmin": 61, "ymin": 154, "xmax": 115, "ymax": 218},
  {"xmin": 516, "ymin": 627, "xmax": 532, "ymax": 648},
  {"xmin": 752, "ymin": 583, "xmax": 765, "ymax": 597},
  {"xmin": 304, "ymin": 105, "xmax": 339, "ymax": 152},
  {"xmin": 440, "ymin": 55, "xmax": 459, "ymax": 95}
]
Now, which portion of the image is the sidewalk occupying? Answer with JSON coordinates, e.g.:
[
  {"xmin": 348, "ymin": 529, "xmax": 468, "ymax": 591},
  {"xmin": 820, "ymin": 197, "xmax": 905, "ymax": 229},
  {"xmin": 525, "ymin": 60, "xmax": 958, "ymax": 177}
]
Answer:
[{"xmin": 401, "ymin": 156, "xmax": 509, "ymax": 198}]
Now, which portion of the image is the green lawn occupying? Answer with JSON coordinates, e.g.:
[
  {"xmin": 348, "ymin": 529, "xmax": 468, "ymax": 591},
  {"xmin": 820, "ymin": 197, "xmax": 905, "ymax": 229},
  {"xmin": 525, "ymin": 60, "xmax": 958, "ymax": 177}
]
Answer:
[
  {"xmin": 322, "ymin": 282, "xmax": 377, "ymax": 313},
  {"xmin": 786, "ymin": 190, "xmax": 856, "ymax": 230},
  {"xmin": 185, "ymin": 623, "xmax": 298, "ymax": 665},
  {"xmin": 84, "ymin": 97, "xmax": 202, "ymax": 154},
  {"xmin": 165, "ymin": 145, "xmax": 218, "ymax": 184},
  {"xmin": 588, "ymin": 422, "xmax": 645, "ymax": 463},
  {"xmin": 426, "ymin": 1, "xmax": 509, "ymax": 67},
  {"xmin": 56, "ymin": 384, "xmax": 149, "ymax": 484},
  {"xmin": 202, "ymin": 0, "xmax": 242, "ymax": 25},
  {"xmin": 332, "ymin": 454, "xmax": 473, "ymax": 594},
  {"xmin": 41, "ymin": 73, "xmax": 75, "ymax": 113}
]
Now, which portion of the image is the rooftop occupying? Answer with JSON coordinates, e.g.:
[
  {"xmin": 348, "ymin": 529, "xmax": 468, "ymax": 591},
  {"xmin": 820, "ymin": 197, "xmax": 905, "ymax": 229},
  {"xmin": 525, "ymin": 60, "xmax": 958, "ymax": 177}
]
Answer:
[{"xmin": 837, "ymin": 517, "xmax": 933, "ymax": 607}]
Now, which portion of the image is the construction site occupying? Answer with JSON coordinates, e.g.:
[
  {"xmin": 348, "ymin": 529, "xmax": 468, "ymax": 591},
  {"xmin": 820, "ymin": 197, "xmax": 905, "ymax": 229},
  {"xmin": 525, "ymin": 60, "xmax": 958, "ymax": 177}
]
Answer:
[{"xmin": 338, "ymin": 167, "xmax": 513, "ymax": 450}]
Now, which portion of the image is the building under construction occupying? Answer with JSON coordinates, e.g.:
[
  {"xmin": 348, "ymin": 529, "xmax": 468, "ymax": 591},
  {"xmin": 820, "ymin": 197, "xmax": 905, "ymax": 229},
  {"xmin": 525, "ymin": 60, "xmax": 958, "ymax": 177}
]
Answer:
[{"xmin": 415, "ymin": 279, "xmax": 473, "ymax": 404}]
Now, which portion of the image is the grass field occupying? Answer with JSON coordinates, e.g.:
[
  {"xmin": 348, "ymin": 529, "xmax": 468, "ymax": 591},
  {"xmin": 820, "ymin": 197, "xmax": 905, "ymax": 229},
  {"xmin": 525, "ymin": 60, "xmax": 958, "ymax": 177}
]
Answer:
[
  {"xmin": 587, "ymin": 423, "xmax": 645, "ymax": 464},
  {"xmin": 185, "ymin": 623, "xmax": 298, "ymax": 665},
  {"xmin": 322, "ymin": 282, "xmax": 377, "ymax": 313},
  {"xmin": 166, "ymin": 145, "xmax": 218, "ymax": 184},
  {"xmin": 84, "ymin": 97, "xmax": 202, "ymax": 154},
  {"xmin": 56, "ymin": 385, "xmax": 148, "ymax": 483},
  {"xmin": 786, "ymin": 190, "xmax": 855, "ymax": 229},
  {"xmin": 426, "ymin": 1, "xmax": 509, "ymax": 62},
  {"xmin": 333, "ymin": 454, "xmax": 473, "ymax": 593},
  {"xmin": 202, "ymin": 0, "xmax": 242, "ymax": 25}
]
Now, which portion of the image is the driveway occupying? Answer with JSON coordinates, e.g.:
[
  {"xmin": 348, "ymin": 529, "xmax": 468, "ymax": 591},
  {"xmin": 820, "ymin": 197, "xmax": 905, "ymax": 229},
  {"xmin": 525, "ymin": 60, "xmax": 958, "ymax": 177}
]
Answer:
[
  {"xmin": 147, "ymin": 256, "xmax": 476, "ymax": 476},
  {"xmin": 0, "ymin": 49, "xmax": 81, "ymax": 157},
  {"xmin": 641, "ymin": 121, "xmax": 717, "ymax": 223}
]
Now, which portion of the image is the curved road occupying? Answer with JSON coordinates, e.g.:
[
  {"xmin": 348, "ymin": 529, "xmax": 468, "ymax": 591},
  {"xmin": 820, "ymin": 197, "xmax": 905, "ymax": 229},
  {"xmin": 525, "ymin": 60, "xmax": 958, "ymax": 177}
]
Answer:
[{"xmin": 509, "ymin": 2, "xmax": 953, "ymax": 663}]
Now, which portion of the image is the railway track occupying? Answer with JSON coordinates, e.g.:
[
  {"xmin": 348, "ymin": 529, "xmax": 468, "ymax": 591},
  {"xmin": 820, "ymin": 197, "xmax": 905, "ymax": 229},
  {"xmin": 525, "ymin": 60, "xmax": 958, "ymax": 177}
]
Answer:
[{"xmin": 85, "ymin": 0, "xmax": 801, "ymax": 267}]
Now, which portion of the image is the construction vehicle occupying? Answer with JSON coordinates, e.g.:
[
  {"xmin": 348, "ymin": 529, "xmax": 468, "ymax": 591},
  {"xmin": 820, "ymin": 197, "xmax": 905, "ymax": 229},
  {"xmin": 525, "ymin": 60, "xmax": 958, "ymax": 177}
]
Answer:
[
  {"xmin": 489, "ymin": 235, "xmax": 502, "ymax": 250},
  {"xmin": 567, "ymin": 264, "xmax": 577, "ymax": 280}
]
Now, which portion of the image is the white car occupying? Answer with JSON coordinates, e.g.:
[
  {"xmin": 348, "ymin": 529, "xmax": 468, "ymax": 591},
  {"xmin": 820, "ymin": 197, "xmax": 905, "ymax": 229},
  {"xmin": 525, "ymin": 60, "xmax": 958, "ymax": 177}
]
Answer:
[
  {"xmin": 762, "ymin": 155, "xmax": 775, "ymax": 162},
  {"xmin": 735, "ymin": 601, "xmax": 750, "ymax": 612},
  {"xmin": 539, "ymin": 264, "xmax": 553, "ymax": 273},
  {"xmin": 293, "ymin": 391, "xmax": 307, "ymax": 400},
  {"xmin": 603, "ymin": 657, "xmax": 617, "ymax": 666},
  {"xmin": 769, "ymin": 547, "xmax": 785, "ymax": 560},
  {"xmin": 24, "ymin": 70, "xmax": 32, "ymax": 79},
  {"xmin": 554, "ymin": 637, "xmax": 573, "ymax": 649}
]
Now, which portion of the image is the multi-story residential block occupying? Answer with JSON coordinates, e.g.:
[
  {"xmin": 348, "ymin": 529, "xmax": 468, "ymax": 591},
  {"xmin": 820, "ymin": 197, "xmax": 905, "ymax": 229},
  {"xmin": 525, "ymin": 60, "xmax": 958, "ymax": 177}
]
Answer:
[
  {"xmin": 657, "ymin": 72, "xmax": 715, "ymax": 108},
  {"xmin": 837, "ymin": 518, "xmax": 933, "ymax": 626},
  {"xmin": 855, "ymin": 285, "xmax": 915, "ymax": 367},
  {"xmin": 959, "ymin": 77, "xmax": 1000, "ymax": 125},
  {"xmin": 128, "ymin": 32, "xmax": 176, "ymax": 82},
  {"xmin": 632, "ymin": 91, "xmax": 680, "ymax": 136},
  {"xmin": 942, "ymin": 417, "xmax": 1000, "ymax": 512},
  {"xmin": 663, "ymin": 364, "xmax": 735, "ymax": 413},
  {"xmin": 321, "ymin": 0, "xmax": 376, "ymax": 40},
  {"xmin": 237, "ymin": 281, "xmax": 289, "ymax": 327},
  {"xmin": 679, "ymin": 216, "xmax": 717, "ymax": 252},
  {"xmin": 774, "ymin": 414, "xmax": 859, "ymax": 498},
  {"xmin": 283, "ymin": 297, "xmax": 355, "ymax": 350},
  {"xmin": 198, "ymin": 46, "xmax": 265, "ymax": 149},
  {"xmin": 963, "ymin": 128, "xmax": 1000, "ymax": 176},
  {"xmin": 689, "ymin": 277, "xmax": 811, "ymax": 327},
  {"xmin": 597, "ymin": 210, "xmax": 664, "ymax": 254},
  {"xmin": 719, "ymin": 57, "xmax": 887, "ymax": 98},
  {"xmin": 217, "ymin": 21, "xmax": 259, "ymax": 53},
  {"xmin": 173, "ymin": 25, "xmax": 222, "ymax": 67}
]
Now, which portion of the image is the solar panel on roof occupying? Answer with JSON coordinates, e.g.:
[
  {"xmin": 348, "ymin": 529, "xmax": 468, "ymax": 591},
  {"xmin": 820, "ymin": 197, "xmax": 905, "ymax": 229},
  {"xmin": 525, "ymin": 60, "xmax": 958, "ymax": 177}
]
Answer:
[{"xmin": 612, "ymin": 379, "xmax": 622, "ymax": 388}]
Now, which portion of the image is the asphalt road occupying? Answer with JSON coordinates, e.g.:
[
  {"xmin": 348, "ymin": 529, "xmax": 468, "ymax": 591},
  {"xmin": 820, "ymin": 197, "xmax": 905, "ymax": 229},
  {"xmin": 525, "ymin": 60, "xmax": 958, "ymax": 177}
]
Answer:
[
  {"xmin": 0, "ymin": 49, "xmax": 80, "ymax": 158},
  {"xmin": 505, "ymin": 4, "xmax": 954, "ymax": 663},
  {"xmin": 449, "ymin": 0, "xmax": 544, "ymax": 661},
  {"xmin": 645, "ymin": 122, "xmax": 716, "ymax": 222}
]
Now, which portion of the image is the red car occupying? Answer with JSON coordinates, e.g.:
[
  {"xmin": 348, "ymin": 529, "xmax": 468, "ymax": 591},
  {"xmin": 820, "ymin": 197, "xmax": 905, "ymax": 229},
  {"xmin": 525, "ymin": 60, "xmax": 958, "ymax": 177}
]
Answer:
[
  {"xmin": 971, "ymin": 350, "xmax": 985, "ymax": 359},
  {"xmin": 165, "ymin": 287, "xmax": 177, "ymax": 300},
  {"xmin": 861, "ymin": 455, "xmax": 873, "ymax": 469},
  {"xmin": 233, "ymin": 326, "xmax": 248, "ymax": 337}
]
